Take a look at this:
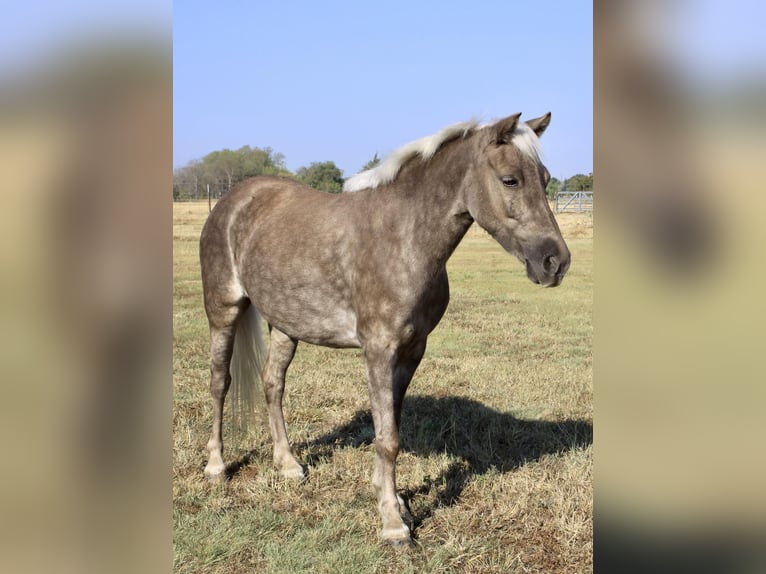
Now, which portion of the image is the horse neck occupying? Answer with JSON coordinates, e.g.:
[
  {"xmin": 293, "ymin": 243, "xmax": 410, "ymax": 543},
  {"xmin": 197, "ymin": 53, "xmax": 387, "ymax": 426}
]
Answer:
[{"xmin": 371, "ymin": 137, "xmax": 475, "ymax": 269}]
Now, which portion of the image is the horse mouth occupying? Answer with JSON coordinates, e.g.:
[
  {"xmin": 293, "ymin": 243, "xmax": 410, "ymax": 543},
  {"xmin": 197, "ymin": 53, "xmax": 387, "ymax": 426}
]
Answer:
[
  {"xmin": 525, "ymin": 258, "xmax": 565, "ymax": 288},
  {"xmin": 525, "ymin": 259, "xmax": 541, "ymax": 284}
]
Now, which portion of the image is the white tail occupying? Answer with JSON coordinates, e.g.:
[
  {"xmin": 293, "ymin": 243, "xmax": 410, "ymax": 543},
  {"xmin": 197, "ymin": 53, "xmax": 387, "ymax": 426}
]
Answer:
[{"xmin": 229, "ymin": 304, "xmax": 268, "ymax": 436}]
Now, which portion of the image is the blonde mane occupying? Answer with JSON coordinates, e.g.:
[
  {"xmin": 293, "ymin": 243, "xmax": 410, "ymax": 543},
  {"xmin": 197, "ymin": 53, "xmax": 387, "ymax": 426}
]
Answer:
[
  {"xmin": 343, "ymin": 118, "xmax": 543, "ymax": 192},
  {"xmin": 343, "ymin": 120, "xmax": 478, "ymax": 192}
]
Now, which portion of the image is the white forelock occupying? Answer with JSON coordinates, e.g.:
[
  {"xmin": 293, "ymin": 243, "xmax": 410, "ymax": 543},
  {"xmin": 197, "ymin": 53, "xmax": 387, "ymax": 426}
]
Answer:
[
  {"xmin": 343, "ymin": 117, "xmax": 543, "ymax": 193},
  {"xmin": 510, "ymin": 122, "xmax": 544, "ymax": 162}
]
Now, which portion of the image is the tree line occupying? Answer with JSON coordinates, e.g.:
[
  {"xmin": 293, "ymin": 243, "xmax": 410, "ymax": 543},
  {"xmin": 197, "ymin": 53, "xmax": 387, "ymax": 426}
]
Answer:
[
  {"xmin": 173, "ymin": 146, "xmax": 349, "ymax": 200},
  {"xmin": 545, "ymin": 172, "xmax": 593, "ymax": 199},
  {"xmin": 173, "ymin": 145, "xmax": 591, "ymax": 200}
]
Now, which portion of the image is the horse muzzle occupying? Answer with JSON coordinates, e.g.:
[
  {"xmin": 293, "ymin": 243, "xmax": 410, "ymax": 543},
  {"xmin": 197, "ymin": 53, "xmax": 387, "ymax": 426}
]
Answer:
[{"xmin": 524, "ymin": 237, "xmax": 571, "ymax": 287}]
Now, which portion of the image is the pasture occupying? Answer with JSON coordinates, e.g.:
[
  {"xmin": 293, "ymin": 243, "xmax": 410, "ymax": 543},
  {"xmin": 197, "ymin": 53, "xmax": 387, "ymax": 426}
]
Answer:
[{"xmin": 173, "ymin": 201, "xmax": 592, "ymax": 573}]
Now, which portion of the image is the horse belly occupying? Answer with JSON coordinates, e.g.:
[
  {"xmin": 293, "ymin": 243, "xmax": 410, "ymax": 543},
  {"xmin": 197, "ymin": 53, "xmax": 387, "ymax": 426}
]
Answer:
[
  {"xmin": 283, "ymin": 303, "xmax": 360, "ymax": 348},
  {"xmin": 246, "ymin": 280, "xmax": 361, "ymax": 348}
]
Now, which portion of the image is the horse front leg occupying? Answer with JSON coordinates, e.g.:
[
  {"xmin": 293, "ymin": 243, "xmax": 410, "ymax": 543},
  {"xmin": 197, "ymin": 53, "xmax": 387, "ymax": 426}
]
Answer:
[{"xmin": 364, "ymin": 338, "xmax": 425, "ymax": 547}]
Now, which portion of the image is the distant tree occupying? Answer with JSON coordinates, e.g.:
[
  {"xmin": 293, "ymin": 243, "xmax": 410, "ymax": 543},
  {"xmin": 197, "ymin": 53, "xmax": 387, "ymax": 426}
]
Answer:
[
  {"xmin": 173, "ymin": 146, "xmax": 290, "ymax": 200},
  {"xmin": 546, "ymin": 177, "xmax": 561, "ymax": 200},
  {"xmin": 204, "ymin": 149, "xmax": 240, "ymax": 195},
  {"xmin": 360, "ymin": 153, "xmax": 381, "ymax": 172},
  {"xmin": 173, "ymin": 159, "xmax": 206, "ymax": 200},
  {"xmin": 296, "ymin": 161, "xmax": 344, "ymax": 193},
  {"xmin": 238, "ymin": 145, "xmax": 288, "ymax": 178},
  {"xmin": 563, "ymin": 173, "xmax": 593, "ymax": 191}
]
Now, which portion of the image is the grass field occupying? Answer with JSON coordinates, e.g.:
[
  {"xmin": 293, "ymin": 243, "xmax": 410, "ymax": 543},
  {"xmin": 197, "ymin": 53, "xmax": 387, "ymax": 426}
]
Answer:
[{"xmin": 173, "ymin": 201, "xmax": 593, "ymax": 573}]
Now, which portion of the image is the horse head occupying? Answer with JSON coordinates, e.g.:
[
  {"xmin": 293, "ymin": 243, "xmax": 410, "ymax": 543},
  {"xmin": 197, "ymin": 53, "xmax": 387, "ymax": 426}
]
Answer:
[{"xmin": 466, "ymin": 113, "xmax": 571, "ymax": 287}]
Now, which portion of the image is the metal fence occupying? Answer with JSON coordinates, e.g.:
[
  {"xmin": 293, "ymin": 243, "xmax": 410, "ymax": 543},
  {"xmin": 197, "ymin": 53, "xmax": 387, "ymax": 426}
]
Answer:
[{"xmin": 554, "ymin": 191, "xmax": 593, "ymax": 213}]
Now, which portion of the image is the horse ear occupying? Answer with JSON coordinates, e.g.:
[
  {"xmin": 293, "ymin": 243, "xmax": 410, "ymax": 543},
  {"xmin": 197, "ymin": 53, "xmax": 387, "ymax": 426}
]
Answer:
[
  {"xmin": 525, "ymin": 112, "xmax": 552, "ymax": 137},
  {"xmin": 492, "ymin": 113, "xmax": 523, "ymax": 144}
]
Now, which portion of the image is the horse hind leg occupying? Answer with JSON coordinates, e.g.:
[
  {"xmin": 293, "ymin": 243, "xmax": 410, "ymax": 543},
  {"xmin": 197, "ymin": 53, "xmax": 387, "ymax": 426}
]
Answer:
[
  {"xmin": 262, "ymin": 327, "xmax": 305, "ymax": 479},
  {"xmin": 203, "ymin": 302, "xmax": 244, "ymax": 482}
]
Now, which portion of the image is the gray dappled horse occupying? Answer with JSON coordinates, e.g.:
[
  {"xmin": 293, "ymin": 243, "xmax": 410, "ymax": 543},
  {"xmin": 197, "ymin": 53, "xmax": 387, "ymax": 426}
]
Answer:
[{"xmin": 200, "ymin": 113, "xmax": 570, "ymax": 546}]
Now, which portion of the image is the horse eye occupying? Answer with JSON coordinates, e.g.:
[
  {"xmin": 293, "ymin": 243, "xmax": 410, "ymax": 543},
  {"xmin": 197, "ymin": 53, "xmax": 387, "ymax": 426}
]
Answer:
[{"xmin": 501, "ymin": 176, "xmax": 520, "ymax": 188}]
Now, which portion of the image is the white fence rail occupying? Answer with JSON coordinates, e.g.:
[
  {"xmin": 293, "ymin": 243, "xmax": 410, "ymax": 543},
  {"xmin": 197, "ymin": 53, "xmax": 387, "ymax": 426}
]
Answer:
[{"xmin": 554, "ymin": 191, "xmax": 592, "ymax": 213}]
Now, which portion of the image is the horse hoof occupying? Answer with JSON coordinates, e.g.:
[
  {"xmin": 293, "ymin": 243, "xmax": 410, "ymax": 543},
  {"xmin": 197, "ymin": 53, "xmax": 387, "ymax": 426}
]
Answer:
[
  {"xmin": 280, "ymin": 465, "xmax": 306, "ymax": 481},
  {"xmin": 204, "ymin": 463, "xmax": 227, "ymax": 483},
  {"xmin": 385, "ymin": 537, "xmax": 414, "ymax": 550},
  {"xmin": 382, "ymin": 524, "xmax": 413, "ymax": 549}
]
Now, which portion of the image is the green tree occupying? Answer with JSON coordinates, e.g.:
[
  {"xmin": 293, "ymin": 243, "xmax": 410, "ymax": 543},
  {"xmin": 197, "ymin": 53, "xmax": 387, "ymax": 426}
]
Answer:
[
  {"xmin": 546, "ymin": 177, "xmax": 561, "ymax": 200},
  {"xmin": 360, "ymin": 153, "xmax": 381, "ymax": 172},
  {"xmin": 296, "ymin": 161, "xmax": 344, "ymax": 193},
  {"xmin": 203, "ymin": 149, "xmax": 240, "ymax": 195},
  {"xmin": 173, "ymin": 146, "xmax": 291, "ymax": 200},
  {"xmin": 173, "ymin": 159, "xmax": 206, "ymax": 200},
  {"xmin": 238, "ymin": 145, "xmax": 288, "ymax": 178},
  {"xmin": 563, "ymin": 173, "xmax": 593, "ymax": 191}
]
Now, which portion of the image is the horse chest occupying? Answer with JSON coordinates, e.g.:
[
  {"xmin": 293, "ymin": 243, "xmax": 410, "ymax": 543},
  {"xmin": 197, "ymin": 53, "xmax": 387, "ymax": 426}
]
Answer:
[{"xmin": 352, "ymin": 267, "xmax": 450, "ymax": 342}]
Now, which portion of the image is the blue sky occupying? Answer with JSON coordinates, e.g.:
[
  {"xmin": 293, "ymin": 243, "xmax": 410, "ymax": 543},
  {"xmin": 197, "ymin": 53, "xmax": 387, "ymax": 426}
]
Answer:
[
  {"xmin": 174, "ymin": 1, "xmax": 593, "ymax": 180},
  {"xmin": 4, "ymin": 1, "xmax": 764, "ymax": 180}
]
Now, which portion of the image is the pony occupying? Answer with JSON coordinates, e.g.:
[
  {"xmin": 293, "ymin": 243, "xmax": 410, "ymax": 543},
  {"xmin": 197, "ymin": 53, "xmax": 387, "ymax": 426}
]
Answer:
[{"xmin": 199, "ymin": 112, "xmax": 570, "ymax": 546}]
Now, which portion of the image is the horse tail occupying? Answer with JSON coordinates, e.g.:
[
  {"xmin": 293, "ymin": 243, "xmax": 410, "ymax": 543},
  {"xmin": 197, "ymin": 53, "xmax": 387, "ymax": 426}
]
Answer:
[{"xmin": 229, "ymin": 303, "xmax": 268, "ymax": 437}]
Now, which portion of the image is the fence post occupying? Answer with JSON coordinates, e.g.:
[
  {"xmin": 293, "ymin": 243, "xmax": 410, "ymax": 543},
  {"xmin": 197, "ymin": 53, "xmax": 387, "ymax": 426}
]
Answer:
[{"xmin": 207, "ymin": 184, "xmax": 211, "ymax": 213}]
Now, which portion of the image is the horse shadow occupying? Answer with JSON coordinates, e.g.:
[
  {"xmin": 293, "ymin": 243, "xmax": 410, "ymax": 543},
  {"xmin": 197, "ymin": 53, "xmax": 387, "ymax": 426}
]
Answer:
[{"xmin": 298, "ymin": 395, "xmax": 592, "ymax": 528}]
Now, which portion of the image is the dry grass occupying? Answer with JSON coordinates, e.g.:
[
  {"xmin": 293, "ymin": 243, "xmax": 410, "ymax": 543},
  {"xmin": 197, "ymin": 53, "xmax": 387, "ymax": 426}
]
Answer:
[
  {"xmin": 174, "ymin": 201, "xmax": 592, "ymax": 573},
  {"xmin": 555, "ymin": 212, "xmax": 593, "ymax": 239}
]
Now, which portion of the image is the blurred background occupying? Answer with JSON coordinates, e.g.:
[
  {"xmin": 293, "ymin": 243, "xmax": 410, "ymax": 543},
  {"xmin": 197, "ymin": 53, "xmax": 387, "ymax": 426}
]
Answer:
[
  {"xmin": 595, "ymin": 0, "xmax": 766, "ymax": 571},
  {"xmin": 0, "ymin": 2, "xmax": 171, "ymax": 574},
  {"xmin": 1, "ymin": 0, "xmax": 764, "ymax": 572}
]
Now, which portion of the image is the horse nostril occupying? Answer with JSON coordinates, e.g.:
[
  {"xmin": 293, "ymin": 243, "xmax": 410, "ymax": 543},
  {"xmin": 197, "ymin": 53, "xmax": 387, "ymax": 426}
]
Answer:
[{"xmin": 543, "ymin": 254, "xmax": 560, "ymax": 275}]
